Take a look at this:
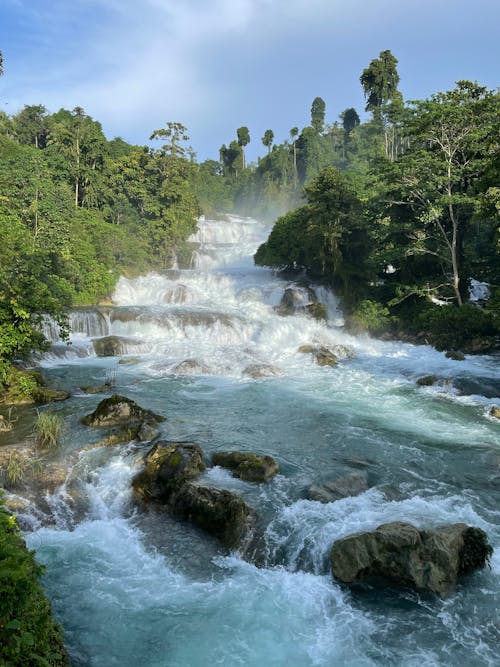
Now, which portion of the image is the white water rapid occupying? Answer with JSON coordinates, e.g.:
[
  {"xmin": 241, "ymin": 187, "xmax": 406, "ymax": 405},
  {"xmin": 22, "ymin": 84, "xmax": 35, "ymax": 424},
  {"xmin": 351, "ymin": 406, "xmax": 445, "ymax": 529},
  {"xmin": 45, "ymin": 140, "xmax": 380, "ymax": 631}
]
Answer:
[{"xmin": 14, "ymin": 215, "xmax": 500, "ymax": 666}]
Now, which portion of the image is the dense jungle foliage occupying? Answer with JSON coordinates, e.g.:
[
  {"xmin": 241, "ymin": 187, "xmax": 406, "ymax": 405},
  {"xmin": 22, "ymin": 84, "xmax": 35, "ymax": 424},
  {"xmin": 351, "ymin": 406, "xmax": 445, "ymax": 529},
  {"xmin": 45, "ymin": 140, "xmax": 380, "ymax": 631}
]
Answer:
[{"xmin": 1, "ymin": 48, "xmax": 499, "ymax": 389}]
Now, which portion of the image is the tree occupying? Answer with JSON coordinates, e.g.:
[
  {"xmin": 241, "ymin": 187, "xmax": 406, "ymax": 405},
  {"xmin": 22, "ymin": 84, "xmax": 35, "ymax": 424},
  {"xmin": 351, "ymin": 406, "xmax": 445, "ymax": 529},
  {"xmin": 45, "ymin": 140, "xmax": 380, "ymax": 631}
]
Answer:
[
  {"xmin": 149, "ymin": 121, "xmax": 189, "ymax": 158},
  {"xmin": 236, "ymin": 126, "xmax": 250, "ymax": 168},
  {"xmin": 290, "ymin": 126, "xmax": 299, "ymax": 186},
  {"xmin": 311, "ymin": 97, "xmax": 326, "ymax": 133},
  {"xmin": 383, "ymin": 81, "xmax": 498, "ymax": 305},
  {"xmin": 360, "ymin": 50, "xmax": 400, "ymax": 118},
  {"xmin": 13, "ymin": 105, "xmax": 48, "ymax": 149},
  {"xmin": 0, "ymin": 50, "xmax": 3, "ymax": 76},
  {"xmin": 262, "ymin": 129, "xmax": 274, "ymax": 154}
]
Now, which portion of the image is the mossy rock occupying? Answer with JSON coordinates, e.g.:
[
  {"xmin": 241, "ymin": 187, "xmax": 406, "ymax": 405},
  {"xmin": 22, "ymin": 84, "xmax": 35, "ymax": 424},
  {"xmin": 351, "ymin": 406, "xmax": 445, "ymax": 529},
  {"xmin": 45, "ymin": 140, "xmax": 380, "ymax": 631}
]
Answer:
[
  {"xmin": 81, "ymin": 394, "xmax": 164, "ymax": 428},
  {"xmin": 171, "ymin": 483, "xmax": 255, "ymax": 550},
  {"xmin": 33, "ymin": 387, "xmax": 70, "ymax": 404},
  {"xmin": 132, "ymin": 441, "xmax": 205, "ymax": 502},
  {"xmin": 297, "ymin": 345, "xmax": 337, "ymax": 367},
  {"xmin": 80, "ymin": 384, "xmax": 112, "ymax": 394},
  {"xmin": 212, "ymin": 451, "xmax": 279, "ymax": 483}
]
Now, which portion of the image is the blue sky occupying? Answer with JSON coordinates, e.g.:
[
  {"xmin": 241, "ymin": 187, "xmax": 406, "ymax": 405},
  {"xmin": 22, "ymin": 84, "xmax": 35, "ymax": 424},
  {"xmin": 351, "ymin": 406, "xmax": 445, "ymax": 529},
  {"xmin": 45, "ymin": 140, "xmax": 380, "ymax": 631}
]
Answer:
[{"xmin": 1, "ymin": 0, "xmax": 499, "ymax": 162}]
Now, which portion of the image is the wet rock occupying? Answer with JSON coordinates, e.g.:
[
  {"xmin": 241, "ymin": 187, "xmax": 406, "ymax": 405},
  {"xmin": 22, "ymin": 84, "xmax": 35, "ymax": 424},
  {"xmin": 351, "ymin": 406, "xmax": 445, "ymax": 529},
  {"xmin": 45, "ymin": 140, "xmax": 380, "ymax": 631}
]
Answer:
[
  {"xmin": 118, "ymin": 357, "xmax": 141, "ymax": 365},
  {"xmin": 298, "ymin": 345, "xmax": 338, "ymax": 367},
  {"xmin": 446, "ymin": 350, "xmax": 465, "ymax": 361},
  {"xmin": 416, "ymin": 375, "xmax": 439, "ymax": 386},
  {"xmin": 243, "ymin": 364, "xmax": 284, "ymax": 379},
  {"xmin": 81, "ymin": 394, "xmax": 165, "ymax": 428},
  {"xmin": 308, "ymin": 471, "xmax": 369, "ymax": 503},
  {"xmin": 33, "ymin": 387, "xmax": 70, "ymax": 404},
  {"xmin": 84, "ymin": 427, "xmax": 139, "ymax": 449},
  {"xmin": 171, "ymin": 359, "xmax": 210, "ymax": 375},
  {"xmin": 132, "ymin": 441, "xmax": 206, "ymax": 502},
  {"xmin": 171, "ymin": 483, "xmax": 255, "ymax": 550},
  {"xmin": 489, "ymin": 406, "xmax": 500, "ymax": 419},
  {"xmin": 306, "ymin": 302, "xmax": 327, "ymax": 320},
  {"xmin": 162, "ymin": 284, "xmax": 189, "ymax": 304},
  {"xmin": 212, "ymin": 451, "xmax": 279, "ymax": 483},
  {"xmin": 330, "ymin": 521, "xmax": 493, "ymax": 596},
  {"xmin": 80, "ymin": 384, "xmax": 112, "ymax": 394},
  {"xmin": 93, "ymin": 335, "xmax": 143, "ymax": 357},
  {"xmin": 137, "ymin": 420, "xmax": 160, "ymax": 441}
]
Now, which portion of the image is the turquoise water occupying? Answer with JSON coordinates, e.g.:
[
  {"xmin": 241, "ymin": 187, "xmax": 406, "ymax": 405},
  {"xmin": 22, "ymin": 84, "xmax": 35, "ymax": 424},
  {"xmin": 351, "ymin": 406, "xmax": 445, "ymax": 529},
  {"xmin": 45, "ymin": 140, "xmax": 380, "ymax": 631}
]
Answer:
[{"xmin": 18, "ymin": 216, "xmax": 500, "ymax": 666}]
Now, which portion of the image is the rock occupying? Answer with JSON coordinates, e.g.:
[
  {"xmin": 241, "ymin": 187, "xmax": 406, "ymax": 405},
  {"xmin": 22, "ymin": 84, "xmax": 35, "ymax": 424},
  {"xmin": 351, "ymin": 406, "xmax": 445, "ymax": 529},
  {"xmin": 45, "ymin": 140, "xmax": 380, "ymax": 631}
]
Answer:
[
  {"xmin": 489, "ymin": 406, "xmax": 500, "ymax": 419},
  {"xmin": 132, "ymin": 441, "xmax": 205, "ymax": 502},
  {"xmin": 446, "ymin": 350, "xmax": 465, "ymax": 361},
  {"xmin": 33, "ymin": 387, "xmax": 70, "ymax": 404},
  {"xmin": 118, "ymin": 357, "xmax": 141, "ymax": 365},
  {"xmin": 298, "ymin": 344, "xmax": 338, "ymax": 367},
  {"xmin": 171, "ymin": 359, "xmax": 210, "ymax": 375},
  {"xmin": 212, "ymin": 451, "xmax": 279, "ymax": 483},
  {"xmin": 242, "ymin": 364, "xmax": 284, "ymax": 379},
  {"xmin": 308, "ymin": 472, "xmax": 369, "ymax": 503},
  {"xmin": 81, "ymin": 394, "xmax": 164, "ymax": 428},
  {"xmin": 93, "ymin": 335, "xmax": 143, "ymax": 357},
  {"xmin": 85, "ymin": 427, "xmax": 139, "ymax": 449},
  {"xmin": 315, "ymin": 347, "xmax": 338, "ymax": 367},
  {"xmin": 416, "ymin": 375, "xmax": 439, "ymax": 386},
  {"xmin": 80, "ymin": 384, "xmax": 112, "ymax": 394},
  {"xmin": 171, "ymin": 483, "xmax": 254, "ymax": 550},
  {"xmin": 330, "ymin": 521, "xmax": 493, "ymax": 596},
  {"xmin": 137, "ymin": 420, "xmax": 160, "ymax": 441},
  {"xmin": 306, "ymin": 303, "xmax": 327, "ymax": 320}
]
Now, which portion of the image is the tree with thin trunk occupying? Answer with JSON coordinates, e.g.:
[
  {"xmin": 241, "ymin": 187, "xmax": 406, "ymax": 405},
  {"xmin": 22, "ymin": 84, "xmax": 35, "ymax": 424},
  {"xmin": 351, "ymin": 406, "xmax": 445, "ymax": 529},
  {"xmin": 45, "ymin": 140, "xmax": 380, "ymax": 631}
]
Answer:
[
  {"xmin": 236, "ymin": 126, "xmax": 250, "ymax": 168},
  {"xmin": 262, "ymin": 129, "xmax": 274, "ymax": 154}
]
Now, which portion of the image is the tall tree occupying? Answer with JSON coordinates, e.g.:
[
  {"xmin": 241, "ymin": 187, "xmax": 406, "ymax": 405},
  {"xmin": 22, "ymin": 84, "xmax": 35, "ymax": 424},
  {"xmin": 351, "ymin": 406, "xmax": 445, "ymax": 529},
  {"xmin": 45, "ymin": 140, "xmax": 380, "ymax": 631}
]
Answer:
[
  {"xmin": 262, "ymin": 129, "xmax": 274, "ymax": 154},
  {"xmin": 149, "ymin": 121, "xmax": 189, "ymax": 158},
  {"xmin": 13, "ymin": 105, "xmax": 48, "ymax": 149},
  {"xmin": 290, "ymin": 126, "xmax": 299, "ymax": 186},
  {"xmin": 383, "ymin": 81, "xmax": 498, "ymax": 305},
  {"xmin": 311, "ymin": 97, "xmax": 326, "ymax": 133},
  {"xmin": 360, "ymin": 50, "xmax": 400, "ymax": 118},
  {"xmin": 236, "ymin": 126, "xmax": 250, "ymax": 168}
]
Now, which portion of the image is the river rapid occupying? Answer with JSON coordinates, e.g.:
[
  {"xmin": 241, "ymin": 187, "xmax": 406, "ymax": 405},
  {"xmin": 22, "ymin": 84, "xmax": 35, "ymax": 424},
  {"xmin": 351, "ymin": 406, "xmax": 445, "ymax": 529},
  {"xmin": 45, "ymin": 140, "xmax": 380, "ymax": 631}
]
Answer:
[{"xmin": 15, "ymin": 216, "xmax": 500, "ymax": 666}]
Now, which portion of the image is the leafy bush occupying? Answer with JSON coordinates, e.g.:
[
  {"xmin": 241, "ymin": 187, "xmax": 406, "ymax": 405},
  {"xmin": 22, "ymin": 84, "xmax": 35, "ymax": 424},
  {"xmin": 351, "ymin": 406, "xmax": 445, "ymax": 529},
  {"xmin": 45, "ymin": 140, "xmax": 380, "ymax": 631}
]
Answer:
[
  {"xmin": 416, "ymin": 303, "xmax": 499, "ymax": 350},
  {"xmin": 0, "ymin": 496, "xmax": 68, "ymax": 665},
  {"xmin": 349, "ymin": 300, "xmax": 392, "ymax": 335}
]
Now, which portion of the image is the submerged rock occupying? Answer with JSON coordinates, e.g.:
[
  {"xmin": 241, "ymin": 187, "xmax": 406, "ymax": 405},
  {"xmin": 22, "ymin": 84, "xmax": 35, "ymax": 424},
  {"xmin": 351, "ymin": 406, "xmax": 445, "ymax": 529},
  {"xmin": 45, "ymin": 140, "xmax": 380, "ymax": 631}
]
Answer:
[
  {"xmin": 308, "ymin": 471, "xmax": 369, "ymax": 503},
  {"xmin": 171, "ymin": 359, "xmax": 210, "ymax": 375},
  {"xmin": 171, "ymin": 483, "xmax": 255, "ymax": 550},
  {"xmin": 416, "ymin": 375, "xmax": 439, "ymax": 387},
  {"xmin": 132, "ymin": 441, "xmax": 206, "ymax": 502},
  {"xmin": 330, "ymin": 521, "xmax": 493, "ymax": 596},
  {"xmin": 242, "ymin": 364, "xmax": 284, "ymax": 379},
  {"xmin": 79, "ymin": 384, "xmax": 112, "ymax": 394},
  {"xmin": 212, "ymin": 451, "xmax": 279, "ymax": 482},
  {"xmin": 81, "ymin": 394, "xmax": 164, "ymax": 428}
]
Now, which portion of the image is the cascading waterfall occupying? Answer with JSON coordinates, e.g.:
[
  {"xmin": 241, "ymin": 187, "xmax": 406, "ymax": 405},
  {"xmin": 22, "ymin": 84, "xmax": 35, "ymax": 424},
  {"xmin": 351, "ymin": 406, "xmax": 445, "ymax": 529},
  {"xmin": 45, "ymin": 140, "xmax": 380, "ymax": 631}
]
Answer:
[{"xmin": 16, "ymin": 214, "xmax": 500, "ymax": 666}]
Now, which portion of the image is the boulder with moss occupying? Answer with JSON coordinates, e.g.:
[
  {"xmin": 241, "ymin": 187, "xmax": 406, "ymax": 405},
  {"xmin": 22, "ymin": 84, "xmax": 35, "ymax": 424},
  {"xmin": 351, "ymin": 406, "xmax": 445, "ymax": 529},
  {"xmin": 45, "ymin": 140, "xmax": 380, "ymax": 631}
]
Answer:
[
  {"xmin": 330, "ymin": 521, "xmax": 493, "ymax": 596},
  {"xmin": 170, "ymin": 483, "xmax": 255, "ymax": 550},
  {"xmin": 81, "ymin": 394, "xmax": 164, "ymax": 428},
  {"xmin": 132, "ymin": 441, "xmax": 205, "ymax": 502},
  {"xmin": 212, "ymin": 451, "xmax": 279, "ymax": 482},
  {"xmin": 308, "ymin": 471, "xmax": 369, "ymax": 503}
]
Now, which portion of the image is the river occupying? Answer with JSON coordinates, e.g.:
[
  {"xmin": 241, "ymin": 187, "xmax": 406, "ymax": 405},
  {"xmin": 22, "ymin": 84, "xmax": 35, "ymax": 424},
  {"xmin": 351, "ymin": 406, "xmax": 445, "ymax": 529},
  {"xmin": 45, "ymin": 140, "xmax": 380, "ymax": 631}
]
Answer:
[{"xmin": 15, "ymin": 215, "xmax": 500, "ymax": 666}]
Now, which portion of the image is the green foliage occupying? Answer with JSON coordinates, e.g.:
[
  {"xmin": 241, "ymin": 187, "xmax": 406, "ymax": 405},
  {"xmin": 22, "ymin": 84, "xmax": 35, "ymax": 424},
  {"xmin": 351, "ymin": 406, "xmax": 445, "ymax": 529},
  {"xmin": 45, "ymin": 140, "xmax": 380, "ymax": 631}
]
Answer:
[
  {"xmin": 349, "ymin": 300, "xmax": 392, "ymax": 335},
  {"xmin": 415, "ymin": 303, "xmax": 499, "ymax": 351},
  {"xmin": 35, "ymin": 412, "xmax": 64, "ymax": 452},
  {"xmin": 311, "ymin": 97, "xmax": 326, "ymax": 133},
  {"xmin": 0, "ymin": 368, "xmax": 44, "ymax": 404},
  {"xmin": 0, "ymin": 496, "xmax": 68, "ymax": 665}
]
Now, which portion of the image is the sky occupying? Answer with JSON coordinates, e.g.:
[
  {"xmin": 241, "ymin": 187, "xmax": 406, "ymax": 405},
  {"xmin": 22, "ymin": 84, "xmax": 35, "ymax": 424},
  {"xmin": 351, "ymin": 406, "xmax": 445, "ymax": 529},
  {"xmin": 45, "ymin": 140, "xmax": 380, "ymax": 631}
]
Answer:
[{"xmin": 1, "ymin": 0, "xmax": 499, "ymax": 162}]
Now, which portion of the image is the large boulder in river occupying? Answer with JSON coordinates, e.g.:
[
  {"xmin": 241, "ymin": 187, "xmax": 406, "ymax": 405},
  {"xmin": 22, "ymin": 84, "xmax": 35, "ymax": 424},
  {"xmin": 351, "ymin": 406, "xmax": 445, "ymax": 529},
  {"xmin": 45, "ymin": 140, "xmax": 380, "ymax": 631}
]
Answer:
[
  {"xmin": 81, "ymin": 394, "xmax": 164, "ymax": 428},
  {"xmin": 132, "ymin": 441, "xmax": 205, "ymax": 502},
  {"xmin": 308, "ymin": 471, "xmax": 369, "ymax": 503},
  {"xmin": 489, "ymin": 406, "xmax": 500, "ymax": 419},
  {"xmin": 171, "ymin": 483, "xmax": 255, "ymax": 550},
  {"xmin": 330, "ymin": 521, "xmax": 493, "ymax": 596},
  {"xmin": 93, "ymin": 335, "xmax": 143, "ymax": 357},
  {"xmin": 298, "ymin": 345, "xmax": 338, "ymax": 367},
  {"xmin": 212, "ymin": 451, "xmax": 279, "ymax": 482}
]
